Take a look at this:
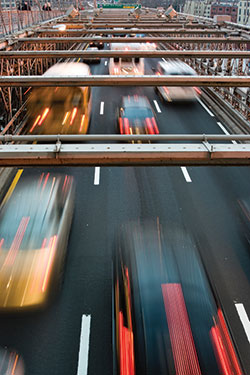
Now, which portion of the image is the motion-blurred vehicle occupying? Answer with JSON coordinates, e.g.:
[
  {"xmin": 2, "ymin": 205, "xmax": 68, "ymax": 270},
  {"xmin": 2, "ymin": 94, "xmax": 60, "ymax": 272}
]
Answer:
[
  {"xmin": 237, "ymin": 198, "xmax": 250, "ymax": 243},
  {"xmin": 109, "ymin": 43, "xmax": 146, "ymax": 75},
  {"xmin": 52, "ymin": 24, "xmax": 66, "ymax": 31},
  {"xmin": 27, "ymin": 62, "xmax": 92, "ymax": 135},
  {"xmin": 0, "ymin": 173, "xmax": 75, "ymax": 310},
  {"xmin": 155, "ymin": 60, "xmax": 201, "ymax": 102},
  {"xmin": 89, "ymin": 36, "xmax": 104, "ymax": 49},
  {"xmin": 113, "ymin": 222, "xmax": 242, "ymax": 375},
  {"xmin": 0, "ymin": 347, "xmax": 24, "ymax": 375},
  {"xmin": 117, "ymin": 95, "xmax": 159, "ymax": 136},
  {"xmin": 82, "ymin": 46, "xmax": 101, "ymax": 64}
]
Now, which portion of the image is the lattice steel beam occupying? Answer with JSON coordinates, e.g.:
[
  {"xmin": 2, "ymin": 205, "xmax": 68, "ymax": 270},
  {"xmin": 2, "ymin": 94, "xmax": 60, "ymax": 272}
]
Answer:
[
  {"xmin": 35, "ymin": 28, "xmax": 226, "ymax": 35},
  {"xmin": 17, "ymin": 37, "xmax": 246, "ymax": 44},
  {"xmin": 1, "ymin": 50, "xmax": 250, "ymax": 58},
  {"xmin": 1, "ymin": 75, "xmax": 250, "ymax": 87}
]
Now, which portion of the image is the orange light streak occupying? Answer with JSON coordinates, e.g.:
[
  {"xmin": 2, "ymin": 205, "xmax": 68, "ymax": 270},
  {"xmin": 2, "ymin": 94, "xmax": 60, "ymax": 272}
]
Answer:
[
  {"xmin": 79, "ymin": 114, "xmax": 86, "ymax": 132},
  {"xmin": 38, "ymin": 107, "xmax": 49, "ymax": 126},
  {"xmin": 11, "ymin": 354, "xmax": 19, "ymax": 375},
  {"xmin": 30, "ymin": 115, "xmax": 41, "ymax": 133},
  {"xmin": 62, "ymin": 111, "xmax": 70, "ymax": 125},
  {"xmin": 70, "ymin": 107, "xmax": 78, "ymax": 125}
]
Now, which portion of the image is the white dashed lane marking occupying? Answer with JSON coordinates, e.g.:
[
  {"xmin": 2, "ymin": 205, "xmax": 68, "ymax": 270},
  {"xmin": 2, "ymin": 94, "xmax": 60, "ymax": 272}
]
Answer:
[
  {"xmin": 217, "ymin": 121, "xmax": 237, "ymax": 144},
  {"xmin": 181, "ymin": 167, "xmax": 192, "ymax": 182},
  {"xmin": 235, "ymin": 303, "xmax": 250, "ymax": 344},
  {"xmin": 94, "ymin": 167, "xmax": 100, "ymax": 185},
  {"xmin": 100, "ymin": 101, "xmax": 104, "ymax": 115},
  {"xmin": 153, "ymin": 100, "xmax": 162, "ymax": 113},
  {"xmin": 197, "ymin": 98, "xmax": 214, "ymax": 117},
  {"xmin": 77, "ymin": 315, "xmax": 91, "ymax": 375}
]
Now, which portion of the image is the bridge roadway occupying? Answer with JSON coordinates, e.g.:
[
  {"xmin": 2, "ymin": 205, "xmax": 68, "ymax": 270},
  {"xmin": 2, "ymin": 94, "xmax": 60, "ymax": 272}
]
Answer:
[{"xmin": 0, "ymin": 51, "xmax": 250, "ymax": 375}]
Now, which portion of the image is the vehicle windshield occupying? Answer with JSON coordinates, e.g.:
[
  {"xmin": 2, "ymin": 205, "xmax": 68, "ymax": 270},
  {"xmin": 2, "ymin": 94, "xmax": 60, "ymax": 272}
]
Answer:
[
  {"xmin": 0, "ymin": 177, "xmax": 64, "ymax": 251},
  {"xmin": 123, "ymin": 106, "xmax": 153, "ymax": 119}
]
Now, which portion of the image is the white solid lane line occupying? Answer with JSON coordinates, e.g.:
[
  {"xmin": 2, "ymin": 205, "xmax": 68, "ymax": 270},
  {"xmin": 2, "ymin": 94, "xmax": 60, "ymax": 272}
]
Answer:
[
  {"xmin": 104, "ymin": 60, "xmax": 107, "ymax": 66},
  {"xmin": 217, "ymin": 121, "xmax": 237, "ymax": 144},
  {"xmin": 94, "ymin": 167, "xmax": 100, "ymax": 185},
  {"xmin": 77, "ymin": 315, "xmax": 91, "ymax": 375},
  {"xmin": 181, "ymin": 167, "xmax": 192, "ymax": 182},
  {"xmin": 100, "ymin": 101, "xmax": 104, "ymax": 115},
  {"xmin": 235, "ymin": 303, "xmax": 250, "ymax": 344},
  {"xmin": 197, "ymin": 98, "xmax": 214, "ymax": 117},
  {"xmin": 153, "ymin": 100, "xmax": 162, "ymax": 113}
]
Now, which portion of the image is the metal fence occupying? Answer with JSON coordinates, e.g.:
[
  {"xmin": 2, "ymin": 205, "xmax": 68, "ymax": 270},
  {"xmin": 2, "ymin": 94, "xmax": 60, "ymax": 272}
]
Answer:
[{"xmin": 0, "ymin": 9, "xmax": 65, "ymax": 36}]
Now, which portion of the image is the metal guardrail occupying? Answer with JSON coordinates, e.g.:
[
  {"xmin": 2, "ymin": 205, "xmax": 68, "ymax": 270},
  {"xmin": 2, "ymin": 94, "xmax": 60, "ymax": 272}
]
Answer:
[
  {"xmin": 0, "ymin": 141, "xmax": 250, "ymax": 166},
  {"xmin": 1, "ymin": 75, "xmax": 250, "ymax": 87},
  {"xmin": 1, "ymin": 50, "xmax": 250, "ymax": 58},
  {"xmin": 17, "ymin": 37, "xmax": 247, "ymax": 44},
  {"xmin": 0, "ymin": 9, "xmax": 66, "ymax": 36}
]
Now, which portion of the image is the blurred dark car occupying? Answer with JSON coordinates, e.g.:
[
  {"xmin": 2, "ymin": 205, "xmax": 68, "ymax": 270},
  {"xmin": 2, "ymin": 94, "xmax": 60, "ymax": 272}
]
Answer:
[
  {"xmin": 113, "ymin": 222, "xmax": 242, "ymax": 375},
  {"xmin": 83, "ymin": 47, "xmax": 101, "ymax": 64},
  {"xmin": 0, "ymin": 173, "xmax": 75, "ymax": 310},
  {"xmin": 117, "ymin": 95, "xmax": 159, "ymax": 136},
  {"xmin": 89, "ymin": 36, "xmax": 104, "ymax": 49}
]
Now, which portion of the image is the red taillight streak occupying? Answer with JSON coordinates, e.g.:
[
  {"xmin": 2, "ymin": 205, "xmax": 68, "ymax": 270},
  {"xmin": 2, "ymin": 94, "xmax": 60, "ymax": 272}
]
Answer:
[
  {"xmin": 193, "ymin": 87, "xmax": 201, "ymax": 95},
  {"xmin": 3, "ymin": 217, "xmax": 30, "ymax": 267},
  {"xmin": 70, "ymin": 107, "xmax": 78, "ymax": 125},
  {"xmin": 145, "ymin": 117, "xmax": 154, "ymax": 134},
  {"xmin": 0, "ymin": 238, "xmax": 4, "ymax": 249},
  {"xmin": 124, "ymin": 118, "xmax": 130, "ymax": 135},
  {"xmin": 38, "ymin": 107, "xmax": 49, "ymax": 126},
  {"xmin": 62, "ymin": 175, "xmax": 68, "ymax": 192},
  {"xmin": 30, "ymin": 115, "xmax": 41, "ymax": 133},
  {"xmin": 151, "ymin": 117, "xmax": 159, "ymax": 134},
  {"xmin": 119, "ymin": 311, "xmax": 135, "ymax": 375},
  {"xmin": 42, "ymin": 235, "xmax": 57, "ymax": 292},
  {"xmin": 162, "ymin": 283, "xmax": 201, "ymax": 375},
  {"xmin": 119, "ymin": 118, "xmax": 124, "ymax": 134},
  {"xmin": 38, "ymin": 173, "xmax": 44, "ymax": 188},
  {"xmin": 24, "ymin": 87, "xmax": 31, "ymax": 95},
  {"xmin": 210, "ymin": 326, "xmax": 231, "ymax": 375},
  {"xmin": 42, "ymin": 173, "xmax": 50, "ymax": 192},
  {"xmin": 164, "ymin": 87, "xmax": 170, "ymax": 94},
  {"xmin": 217, "ymin": 309, "xmax": 242, "ymax": 375}
]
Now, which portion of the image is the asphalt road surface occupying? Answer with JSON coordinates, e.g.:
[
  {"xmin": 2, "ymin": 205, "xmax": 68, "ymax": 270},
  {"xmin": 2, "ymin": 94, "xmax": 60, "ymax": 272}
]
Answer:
[{"xmin": 0, "ymin": 49, "xmax": 250, "ymax": 375}]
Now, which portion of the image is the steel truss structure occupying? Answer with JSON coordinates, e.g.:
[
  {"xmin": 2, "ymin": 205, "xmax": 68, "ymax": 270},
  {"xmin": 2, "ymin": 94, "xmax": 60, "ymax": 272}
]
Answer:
[{"xmin": 1, "ymin": 7, "xmax": 250, "ymax": 165}]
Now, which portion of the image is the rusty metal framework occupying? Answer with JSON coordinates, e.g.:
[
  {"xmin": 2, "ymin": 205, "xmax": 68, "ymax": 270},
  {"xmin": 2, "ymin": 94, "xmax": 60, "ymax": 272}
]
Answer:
[{"xmin": 1, "ymin": 7, "xmax": 250, "ymax": 140}]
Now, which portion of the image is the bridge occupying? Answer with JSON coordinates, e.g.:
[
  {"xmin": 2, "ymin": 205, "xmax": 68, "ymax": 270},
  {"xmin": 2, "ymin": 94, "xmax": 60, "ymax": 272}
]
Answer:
[{"xmin": 1, "ymin": 4, "xmax": 250, "ymax": 375}]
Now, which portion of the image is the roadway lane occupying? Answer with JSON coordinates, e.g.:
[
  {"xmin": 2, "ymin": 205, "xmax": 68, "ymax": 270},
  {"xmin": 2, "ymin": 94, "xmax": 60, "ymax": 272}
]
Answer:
[{"xmin": 0, "ymin": 53, "xmax": 249, "ymax": 375}]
